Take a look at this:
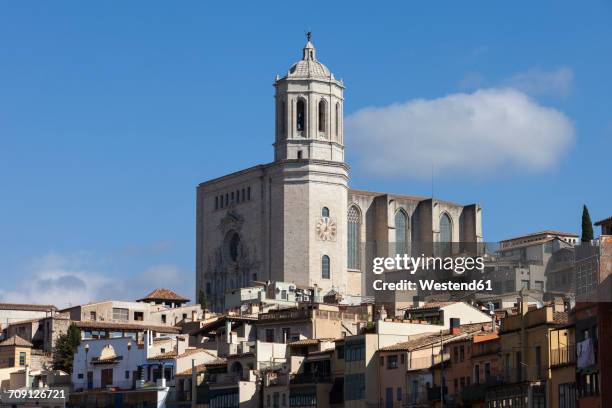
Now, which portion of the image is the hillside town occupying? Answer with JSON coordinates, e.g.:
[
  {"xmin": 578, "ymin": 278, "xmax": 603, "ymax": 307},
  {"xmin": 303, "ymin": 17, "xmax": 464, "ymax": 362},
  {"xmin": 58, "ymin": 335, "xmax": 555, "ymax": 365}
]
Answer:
[
  {"xmin": 0, "ymin": 217, "xmax": 610, "ymax": 408},
  {"xmin": 1, "ymin": 31, "xmax": 610, "ymax": 408}
]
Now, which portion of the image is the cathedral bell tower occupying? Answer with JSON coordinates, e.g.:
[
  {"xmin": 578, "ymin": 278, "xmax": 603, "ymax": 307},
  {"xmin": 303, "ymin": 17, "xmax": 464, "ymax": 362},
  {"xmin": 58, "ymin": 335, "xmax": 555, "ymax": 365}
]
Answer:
[
  {"xmin": 273, "ymin": 33, "xmax": 345, "ymax": 162},
  {"xmin": 267, "ymin": 34, "xmax": 350, "ymax": 295}
]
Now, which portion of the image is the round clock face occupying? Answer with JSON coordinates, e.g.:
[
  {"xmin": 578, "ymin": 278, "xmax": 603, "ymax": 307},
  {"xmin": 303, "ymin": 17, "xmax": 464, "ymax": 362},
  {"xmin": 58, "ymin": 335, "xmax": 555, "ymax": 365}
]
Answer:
[{"xmin": 316, "ymin": 217, "xmax": 337, "ymax": 241}]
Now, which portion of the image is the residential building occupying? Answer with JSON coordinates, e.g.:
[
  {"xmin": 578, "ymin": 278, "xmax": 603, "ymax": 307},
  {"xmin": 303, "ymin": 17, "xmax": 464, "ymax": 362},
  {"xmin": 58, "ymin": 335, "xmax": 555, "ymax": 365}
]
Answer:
[
  {"xmin": 461, "ymin": 333, "xmax": 500, "ymax": 407},
  {"xmin": 574, "ymin": 216, "xmax": 612, "ymax": 408},
  {"xmin": 550, "ymin": 322, "xmax": 576, "ymax": 408},
  {"xmin": 0, "ymin": 335, "xmax": 32, "ymax": 369},
  {"xmin": 403, "ymin": 301, "xmax": 493, "ymax": 328},
  {"xmin": 0, "ymin": 303, "xmax": 56, "ymax": 333},
  {"xmin": 487, "ymin": 230, "xmax": 578, "ymax": 304},
  {"xmin": 5, "ymin": 312, "xmax": 72, "ymax": 353},
  {"xmin": 62, "ymin": 288, "xmax": 202, "ymax": 328},
  {"xmin": 487, "ymin": 292, "xmax": 569, "ymax": 407}
]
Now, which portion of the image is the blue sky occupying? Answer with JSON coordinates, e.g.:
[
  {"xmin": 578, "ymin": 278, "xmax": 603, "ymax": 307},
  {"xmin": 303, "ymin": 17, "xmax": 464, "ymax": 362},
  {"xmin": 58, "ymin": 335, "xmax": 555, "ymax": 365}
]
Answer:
[{"xmin": 0, "ymin": 1, "xmax": 610, "ymax": 306}]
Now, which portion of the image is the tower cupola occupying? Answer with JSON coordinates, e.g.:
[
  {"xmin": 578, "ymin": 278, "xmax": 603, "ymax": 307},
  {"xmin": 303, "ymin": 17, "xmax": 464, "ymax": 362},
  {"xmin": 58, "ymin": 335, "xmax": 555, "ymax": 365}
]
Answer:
[{"xmin": 273, "ymin": 33, "xmax": 345, "ymax": 162}]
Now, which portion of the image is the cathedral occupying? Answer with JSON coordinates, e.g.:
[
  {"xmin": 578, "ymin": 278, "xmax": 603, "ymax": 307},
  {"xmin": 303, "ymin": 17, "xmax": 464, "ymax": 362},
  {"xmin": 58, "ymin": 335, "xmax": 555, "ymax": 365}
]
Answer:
[{"xmin": 196, "ymin": 36, "xmax": 483, "ymax": 311}]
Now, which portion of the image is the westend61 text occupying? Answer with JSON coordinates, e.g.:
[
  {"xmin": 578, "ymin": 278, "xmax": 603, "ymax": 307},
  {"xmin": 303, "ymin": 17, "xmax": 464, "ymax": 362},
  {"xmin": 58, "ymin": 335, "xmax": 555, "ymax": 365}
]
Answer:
[{"xmin": 373, "ymin": 279, "xmax": 493, "ymax": 292}]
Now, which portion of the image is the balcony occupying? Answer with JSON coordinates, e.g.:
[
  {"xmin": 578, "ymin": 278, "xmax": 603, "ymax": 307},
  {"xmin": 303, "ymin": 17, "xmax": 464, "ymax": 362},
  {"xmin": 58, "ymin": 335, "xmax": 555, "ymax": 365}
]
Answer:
[
  {"xmin": 551, "ymin": 345, "xmax": 576, "ymax": 367},
  {"xmin": 259, "ymin": 309, "xmax": 312, "ymax": 321},
  {"xmin": 427, "ymin": 386, "xmax": 448, "ymax": 402},
  {"xmin": 499, "ymin": 366, "xmax": 547, "ymax": 383},
  {"xmin": 461, "ymin": 377, "xmax": 502, "ymax": 403},
  {"xmin": 290, "ymin": 373, "xmax": 332, "ymax": 385}
]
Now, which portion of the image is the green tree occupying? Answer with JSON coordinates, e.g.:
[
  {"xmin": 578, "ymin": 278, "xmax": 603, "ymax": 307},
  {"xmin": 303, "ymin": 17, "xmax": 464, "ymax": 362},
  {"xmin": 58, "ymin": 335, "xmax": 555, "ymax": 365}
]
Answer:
[
  {"xmin": 53, "ymin": 324, "xmax": 81, "ymax": 374},
  {"xmin": 198, "ymin": 289, "xmax": 207, "ymax": 311},
  {"xmin": 581, "ymin": 204, "xmax": 594, "ymax": 243}
]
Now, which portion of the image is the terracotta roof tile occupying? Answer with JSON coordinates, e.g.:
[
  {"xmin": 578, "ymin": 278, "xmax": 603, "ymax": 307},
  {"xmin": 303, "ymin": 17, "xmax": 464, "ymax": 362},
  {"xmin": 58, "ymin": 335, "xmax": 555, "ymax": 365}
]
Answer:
[
  {"xmin": 380, "ymin": 324, "xmax": 486, "ymax": 352},
  {"xmin": 0, "ymin": 335, "xmax": 33, "ymax": 348},
  {"xmin": 0, "ymin": 303, "xmax": 56, "ymax": 312},
  {"xmin": 137, "ymin": 288, "xmax": 189, "ymax": 303}
]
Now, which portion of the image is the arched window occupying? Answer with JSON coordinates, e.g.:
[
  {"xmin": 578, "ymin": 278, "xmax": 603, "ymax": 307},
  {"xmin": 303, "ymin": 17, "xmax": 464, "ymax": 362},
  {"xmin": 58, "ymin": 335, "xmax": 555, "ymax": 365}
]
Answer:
[
  {"xmin": 440, "ymin": 213, "xmax": 452, "ymax": 255},
  {"xmin": 225, "ymin": 232, "xmax": 241, "ymax": 262},
  {"xmin": 348, "ymin": 206, "xmax": 361, "ymax": 269},
  {"xmin": 322, "ymin": 207, "xmax": 330, "ymax": 218},
  {"xmin": 318, "ymin": 99, "xmax": 326, "ymax": 133},
  {"xmin": 296, "ymin": 99, "xmax": 305, "ymax": 132},
  {"xmin": 395, "ymin": 210, "xmax": 408, "ymax": 256},
  {"xmin": 322, "ymin": 255, "xmax": 330, "ymax": 279}
]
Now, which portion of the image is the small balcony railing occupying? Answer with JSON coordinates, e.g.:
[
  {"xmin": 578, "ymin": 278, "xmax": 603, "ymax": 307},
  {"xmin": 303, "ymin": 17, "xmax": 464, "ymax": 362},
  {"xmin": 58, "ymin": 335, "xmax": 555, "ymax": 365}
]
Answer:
[{"xmin": 290, "ymin": 373, "xmax": 332, "ymax": 385}]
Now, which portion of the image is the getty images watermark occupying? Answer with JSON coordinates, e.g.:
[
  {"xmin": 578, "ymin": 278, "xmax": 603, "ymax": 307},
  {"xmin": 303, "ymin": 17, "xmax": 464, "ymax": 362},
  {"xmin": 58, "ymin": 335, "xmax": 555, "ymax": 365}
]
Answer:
[{"xmin": 371, "ymin": 253, "xmax": 492, "ymax": 292}]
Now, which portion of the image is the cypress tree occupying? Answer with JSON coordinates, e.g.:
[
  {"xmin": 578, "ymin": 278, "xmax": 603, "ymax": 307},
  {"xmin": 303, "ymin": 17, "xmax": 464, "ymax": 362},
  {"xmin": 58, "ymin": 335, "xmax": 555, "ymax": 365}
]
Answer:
[
  {"xmin": 581, "ymin": 204, "xmax": 594, "ymax": 243},
  {"xmin": 52, "ymin": 324, "xmax": 81, "ymax": 374}
]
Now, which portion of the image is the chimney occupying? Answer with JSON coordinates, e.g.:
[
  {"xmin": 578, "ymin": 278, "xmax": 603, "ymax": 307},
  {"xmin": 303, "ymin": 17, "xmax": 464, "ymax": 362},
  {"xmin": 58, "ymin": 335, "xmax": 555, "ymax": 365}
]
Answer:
[
  {"xmin": 450, "ymin": 318, "xmax": 460, "ymax": 334},
  {"xmin": 519, "ymin": 289, "xmax": 529, "ymax": 316}
]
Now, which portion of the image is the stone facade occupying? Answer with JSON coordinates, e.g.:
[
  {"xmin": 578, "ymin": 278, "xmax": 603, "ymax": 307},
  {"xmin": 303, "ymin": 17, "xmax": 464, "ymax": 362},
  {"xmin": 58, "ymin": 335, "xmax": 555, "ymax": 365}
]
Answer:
[{"xmin": 196, "ymin": 38, "xmax": 483, "ymax": 311}]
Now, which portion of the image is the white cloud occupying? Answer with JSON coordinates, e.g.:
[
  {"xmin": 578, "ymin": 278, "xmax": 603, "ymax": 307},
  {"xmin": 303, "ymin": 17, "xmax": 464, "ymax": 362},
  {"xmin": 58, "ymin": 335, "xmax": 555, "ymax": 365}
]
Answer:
[
  {"xmin": 502, "ymin": 67, "xmax": 573, "ymax": 98},
  {"xmin": 0, "ymin": 252, "xmax": 191, "ymax": 308},
  {"xmin": 0, "ymin": 252, "xmax": 112, "ymax": 308},
  {"xmin": 346, "ymin": 88, "xmax": 575, "ymax": 179}
]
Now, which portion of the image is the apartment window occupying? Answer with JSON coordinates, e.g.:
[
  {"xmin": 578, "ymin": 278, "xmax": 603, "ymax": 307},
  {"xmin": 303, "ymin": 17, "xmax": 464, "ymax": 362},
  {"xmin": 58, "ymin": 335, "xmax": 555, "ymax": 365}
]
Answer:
[
  {"xmin": 19, "ymin": 352, "xmax": 26, "ymax": 366},
  {"xmin": 397, "ymin": 387, "xmax": 402, "ymax": 401},
  {"xmin": 247, "ymin": 187, "xmax": 251, "ymax": 200},
  {"xmin": 281, "ymin": 328, "xmax": 290, "ymax": 343},
  {"xmin": 345, "ymin": 373, "xmax": 365, "ymax": 401},
  {"xmin": 474, "ymin": 364, "xmax": 480, "ymax": 384},
  {"xmin": 387, "ymin": 355, "xmax": 398, "ymax": 369},
  {"xmin": 161, "ymin": 314, "xmax": 167, "ymax": 324},
  {"xmin": 77, "ymin": 373, "xmax": 84, "ymax": 379},
  {"xmin": 112, "ymin": 308, "xmax": 129, "ymax": 321},
  {"xmin": 297, "ymin": 150, "xmax": 303, "ymax": 159},
  {"xmin": 453, "ymin": 346, "xmax": 459, "ymax": 362},
  {"xmin": 559, "ymin": 382, "xmax": 576, "ymax": 408},
  {"xmin": 134, "ymin": 311, "xmax": 144, "ymax": 321},
  {"xmin": 535, "ymin": 280, "xmax": 544, "ymax": 291},
  {"xmin": 125, "ymin": 370, "xmax": 130, "ymax": 379},
  {"xmin": 521, "ymin": 280, "xmax": 530, "ymax": 290},
  {"xmin": 336, "ymin": 345, "xmax": 344, "ymax": 359},
  {"xmin": 265, "ymin": 329, "xmax": 275, "ymax": 343},
  {"xmin": 460, "ymin": 345, "xmax": 465, "ymax": 362},
  {"xmin": 321, "ymin": 207, "xmax": 329, "ymax": 218},
  {"xmin": 485, "ymin": 362, "xmax": 491, "ymax": 381},
  {"xmin": 535, "ymin": 346, "xmax": 542, "ymax": 376},
  {"xmin": 460, "ymin": 377, "xmax": 465, "ymax": 390},
  {"xmin": 345, "ymin": 339, "xmax": 365, "ymax": 362},
  {"xmin": 454, "ymin": 378, "xmax": 458, "ymax": 393},
  {"xmin": 90, "ymin": 311, "xmax": 97, "ymax": 320}
]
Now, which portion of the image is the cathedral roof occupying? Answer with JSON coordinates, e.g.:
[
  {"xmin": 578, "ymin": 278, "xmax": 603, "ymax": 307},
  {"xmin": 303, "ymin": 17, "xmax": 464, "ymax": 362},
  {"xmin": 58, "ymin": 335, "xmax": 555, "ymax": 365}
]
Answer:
[{"xmin": 285, "ymin": 36, "xmax": 332, "ymax": 80}]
